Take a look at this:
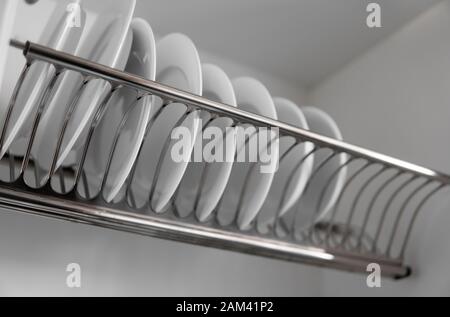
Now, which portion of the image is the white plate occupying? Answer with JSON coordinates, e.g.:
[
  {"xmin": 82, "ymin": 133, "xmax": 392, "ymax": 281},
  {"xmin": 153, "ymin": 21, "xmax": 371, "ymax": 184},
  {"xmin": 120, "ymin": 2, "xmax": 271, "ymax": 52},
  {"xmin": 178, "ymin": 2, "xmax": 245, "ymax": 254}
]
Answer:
[
  {"xmin": 53, "ymin": 0, "xmax": 136, "ymax": 172},
  {"xmin": 20, "ymin": 0, "xmax": 135, "ymax": 188},
  {"xmin": 294, "ymin": 106, "xmax": 347, "ymax": 230},
  {"xmin": 0, "ymin": 0, "xmax": 73, "ymax": 127},
  {"xmin": 0, "ymin": 0, "xmax": 85, "ymax": 159},
  {"xmin": 129, "ymin": 33, "xmax": 202, "ymax": 212},
  {"xmin": 0, "ymin": 0, "xmax": 18, "ymax": 103},
  {"xmin": 78, "ymin": 18, "xmax": 156, "ymax": 202},
  {"xmin": 257, "ymin": 97, "xmax": 314, "ymax": 233},
  {"xmin": 175, "ymin": 63, "xmax": 237, "ymax": 221},
  {"xmin": 217, "ymin": 77, "xmax": 278, "ymax": 230}
]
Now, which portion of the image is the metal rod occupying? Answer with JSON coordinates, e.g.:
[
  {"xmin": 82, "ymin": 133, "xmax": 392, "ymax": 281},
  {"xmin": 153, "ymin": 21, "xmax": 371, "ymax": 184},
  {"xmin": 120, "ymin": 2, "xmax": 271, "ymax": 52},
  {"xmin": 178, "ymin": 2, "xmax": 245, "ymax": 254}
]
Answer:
[
  {"xmin": 125, "ymin": 100, "xmax": 172, "ymax": 209},
  {"xmin": 22, "ymin": 69, "xmax": 61, "ymax": 177},
  {"xmin": 356, "ymin": 170, "xmax": 401, "ymax": 249},
  {"xmin": 0, "ymin": 62, "xmax": 31, "ymax": 158},
  {"xmin": 0, "ymin": 184, "xmax": 410, "ymax": 279},
  {"xmin": 75, "ymin": 87, "xmax": 119, "ymax": 191},
  {"xmin": 385, "ymin": 180, "xmax": 432, "ymax": 257},
  {"xmin": 400, "ymin": 184, "xmax": 446, "ymax": 258},
  {"xmin": 3, "ymin": 39, "xmax": 447, "ymax": 280},
  {"xmin": 148, "ymin": 108, "xmax": 194, "ymax": 211},
  {"xmin": 372, "ymin": 175, "xmax": 418, "ymax": 252},
  {"xmin": 10, "ymin": 40, "xmax": 450, "ymax": 185}
]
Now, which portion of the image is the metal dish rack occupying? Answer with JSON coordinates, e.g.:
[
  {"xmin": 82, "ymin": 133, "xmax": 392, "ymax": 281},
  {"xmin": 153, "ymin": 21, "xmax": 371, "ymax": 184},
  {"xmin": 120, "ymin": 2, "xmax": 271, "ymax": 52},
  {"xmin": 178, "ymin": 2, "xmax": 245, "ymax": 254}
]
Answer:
[{"xmin": 0, "ymin": 40, "xmax": 448, "ymax": 279}]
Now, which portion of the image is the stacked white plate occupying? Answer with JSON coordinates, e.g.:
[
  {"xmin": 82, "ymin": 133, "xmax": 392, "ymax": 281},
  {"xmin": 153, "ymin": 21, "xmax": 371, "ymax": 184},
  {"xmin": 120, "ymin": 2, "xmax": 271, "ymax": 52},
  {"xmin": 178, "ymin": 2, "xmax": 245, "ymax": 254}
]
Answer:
[{"xmin": 0, "ymin": 0, "xmax": 347, "ymax": 234}]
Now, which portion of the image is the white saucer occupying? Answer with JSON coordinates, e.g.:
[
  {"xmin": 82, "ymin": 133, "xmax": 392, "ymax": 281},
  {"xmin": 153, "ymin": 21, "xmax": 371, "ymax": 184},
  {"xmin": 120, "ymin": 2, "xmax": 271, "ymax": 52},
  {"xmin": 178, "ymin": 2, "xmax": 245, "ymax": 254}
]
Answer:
[
  {"xmin": 0, "ymin": 0, "xmax": 85, "ymax": 160},
  {"xmin": 20, "ymin": 0, "xmax": 136, "ymax": 189},
  {"xmin": 294, "ymin": 106, "xmax": 347, "ymax": 230},
  {"xmin": 217, "ymin": 77, "xmax": 278, "ymax": 230},
  {"xmin": 257, "ymin": 97, "xmax": 314, "ymax": 233},
  {"xmin": 78, "ymin": 18, "xmax": 156, "ymax": 202},
  {"xmin": 128, "ymin": 33, "xmax": 202, "ymax": 212},
  {"xmin": 175, "ymin": 63, "xmax": 237, "ymax": 221}
]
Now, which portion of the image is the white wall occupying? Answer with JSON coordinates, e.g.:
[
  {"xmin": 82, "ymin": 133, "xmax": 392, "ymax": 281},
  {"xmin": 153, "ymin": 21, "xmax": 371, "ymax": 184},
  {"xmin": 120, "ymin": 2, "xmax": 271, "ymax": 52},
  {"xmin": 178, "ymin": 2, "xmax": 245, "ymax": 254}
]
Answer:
[{"xmin": 309, "ymin": 0, "xmax": 450, "ymax": 296}]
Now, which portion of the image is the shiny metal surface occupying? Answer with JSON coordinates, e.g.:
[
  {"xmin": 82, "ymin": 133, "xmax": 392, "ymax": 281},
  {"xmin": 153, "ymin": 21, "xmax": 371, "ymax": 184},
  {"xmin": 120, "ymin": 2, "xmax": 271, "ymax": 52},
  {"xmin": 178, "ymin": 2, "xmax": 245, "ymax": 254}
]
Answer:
[
  {"xmin": 0, "ymin": 40, "xmax": 448, "ymax": 279},
  {"xmin": 0, "ymin": 183, "xmax": 409, "ymax": 278}
]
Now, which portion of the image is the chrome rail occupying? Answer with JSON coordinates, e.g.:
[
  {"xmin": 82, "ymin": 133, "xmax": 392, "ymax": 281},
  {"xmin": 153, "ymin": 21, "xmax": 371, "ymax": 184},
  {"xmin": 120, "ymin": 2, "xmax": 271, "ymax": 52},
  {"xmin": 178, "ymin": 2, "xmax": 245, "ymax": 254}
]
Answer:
[{"xmin": 0, "ymin": 40, "xmax": 448, "ymax": 279}]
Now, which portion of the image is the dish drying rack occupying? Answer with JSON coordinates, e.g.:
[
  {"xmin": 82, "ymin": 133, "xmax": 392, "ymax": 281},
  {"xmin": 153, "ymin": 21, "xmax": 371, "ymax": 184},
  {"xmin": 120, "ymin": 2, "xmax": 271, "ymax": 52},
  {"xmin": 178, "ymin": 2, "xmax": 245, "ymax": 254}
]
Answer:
[{"xmin": 1, "ymin": 40, "xmax": 449, "ymax": 279}]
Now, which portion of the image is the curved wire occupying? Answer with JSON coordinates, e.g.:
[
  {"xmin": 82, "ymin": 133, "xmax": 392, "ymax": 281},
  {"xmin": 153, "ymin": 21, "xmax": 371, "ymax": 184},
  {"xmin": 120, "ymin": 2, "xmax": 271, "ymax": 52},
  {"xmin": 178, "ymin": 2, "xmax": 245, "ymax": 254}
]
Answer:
[
  {"xmin": 385, "ymin": 179, "xmax": 432, "ymax": 257},
  {"xmin": 192, "ymin": 118, "xmax": 236, "ymax": 220},
  {"xmin": 125, "ymin": 100, "xmax": 174, "ymax": 208},
  {"xmin": 355, "ymin": 169, "xmax": 401, "ymax": 249},
  {"xmin": 399, "ymin": 184, "xmax": 447, "ymax": 259},
  {"xmin": 338, "ymin": 164, "xmax": 385, "ymax": 248},
  {"xmin": 272, "ymin": 146, "xmax": 317, "ymax": 236},
  {"xmin": 74, "ymin": 86, "xmax": 124, "ymax": 197},
  {"xmin": 100, "ymin": 95, "xmax": 150, "ymax": 202},
  {"xmin": 253, "ymin": 139, "xmax": 309, "ymax": 232},
  {"xmin": 371, "ymin": 174, "xmax": 418, "ymax": 253},
  {"xmin": 213, "ymin": 123, "xmax": 260, "ymax": 227},
  {"xmin": 235, "ymin": 130, "xmax": 280, "ymax": 229},
  {"xmin": 22, "ymin": 69, "xmax": 63, "ymax": 184},
  {"xmin": 148, "ymin": 107, "xmax": 195, "ymax": 212},
  {"xmin": 0, "ymin": 62, "xmax": 32, "ymax": 157},
  {"xmin": 321, "ymin": 159, "xmax": 369, "ymax": 246},
  {"xmin": 173, "ymin": 113, "xmax": 217, "ymax": 217},
  {"xmin": 289, "ymin": 149, "xmax": 339, "ymax": 238},
  {"xmin": 48, "ymin": 76, "xmax": 91, "ymax": 180}
]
